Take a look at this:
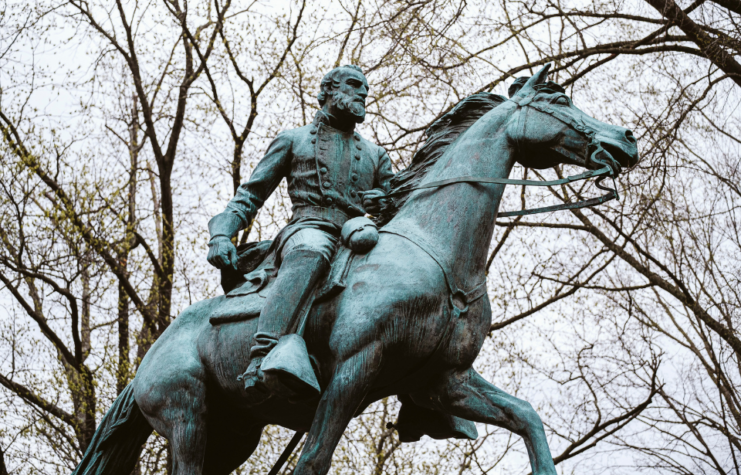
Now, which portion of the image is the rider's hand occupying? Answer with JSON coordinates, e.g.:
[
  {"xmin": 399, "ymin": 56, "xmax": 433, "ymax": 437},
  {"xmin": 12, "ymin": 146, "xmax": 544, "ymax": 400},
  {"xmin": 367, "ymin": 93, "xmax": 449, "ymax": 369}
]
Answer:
[
  {"xmin": 207, "ymin": 236, "xmax": 238, "ymax": 270},
  {"xmin": 362, "ymin": 189, "xmax": 389, "ymax": 215}
]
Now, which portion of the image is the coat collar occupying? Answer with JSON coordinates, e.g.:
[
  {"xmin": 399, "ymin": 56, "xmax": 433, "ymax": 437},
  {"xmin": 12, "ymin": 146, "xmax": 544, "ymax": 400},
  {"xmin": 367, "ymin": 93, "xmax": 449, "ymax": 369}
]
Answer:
[{"xmin": 313, "ymin": 110, "xmax": 357, "ymax": 133}]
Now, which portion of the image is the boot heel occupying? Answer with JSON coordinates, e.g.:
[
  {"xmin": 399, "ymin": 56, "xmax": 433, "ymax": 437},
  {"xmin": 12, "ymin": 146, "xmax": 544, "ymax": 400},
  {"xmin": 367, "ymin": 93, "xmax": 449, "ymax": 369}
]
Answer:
[{"xmin": 261, "ymin": 334, "xmax": 321, "ymax": 399}]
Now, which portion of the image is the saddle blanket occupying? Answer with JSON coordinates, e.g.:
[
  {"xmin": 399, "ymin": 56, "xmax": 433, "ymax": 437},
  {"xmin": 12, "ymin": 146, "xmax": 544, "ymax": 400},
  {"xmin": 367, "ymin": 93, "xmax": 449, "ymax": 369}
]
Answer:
[{"xmin": 208, "ymin": 245, "xmax": 354, "ymax": 325}]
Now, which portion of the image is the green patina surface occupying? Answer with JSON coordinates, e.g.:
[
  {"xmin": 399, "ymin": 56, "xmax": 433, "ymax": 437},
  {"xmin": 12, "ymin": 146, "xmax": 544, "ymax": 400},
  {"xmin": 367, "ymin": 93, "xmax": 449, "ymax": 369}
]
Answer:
[{"xmin": 72, "ymin": 64, "xmax": 639, "ymax": 475}]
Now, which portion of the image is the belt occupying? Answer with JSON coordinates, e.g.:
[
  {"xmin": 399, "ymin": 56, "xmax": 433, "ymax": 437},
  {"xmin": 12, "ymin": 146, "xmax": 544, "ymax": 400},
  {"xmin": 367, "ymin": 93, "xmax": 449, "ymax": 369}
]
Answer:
[{"xmin": 291, "ymin": 206, "xmax": 352, "ymax": 227}]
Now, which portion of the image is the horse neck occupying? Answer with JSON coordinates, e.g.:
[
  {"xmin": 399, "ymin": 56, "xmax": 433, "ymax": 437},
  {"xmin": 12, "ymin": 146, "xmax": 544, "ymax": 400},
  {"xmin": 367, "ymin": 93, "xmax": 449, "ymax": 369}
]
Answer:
[{"xmin": 387, "ymin": 106, "xmax": 516, "ymax": 291}]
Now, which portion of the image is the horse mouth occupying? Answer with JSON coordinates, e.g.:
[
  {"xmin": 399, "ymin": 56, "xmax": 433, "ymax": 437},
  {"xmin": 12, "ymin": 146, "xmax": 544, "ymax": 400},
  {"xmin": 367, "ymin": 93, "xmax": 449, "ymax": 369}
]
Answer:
[{"xmin": 600, "ymin": 138, "xmax": 640, "ymax": 169}]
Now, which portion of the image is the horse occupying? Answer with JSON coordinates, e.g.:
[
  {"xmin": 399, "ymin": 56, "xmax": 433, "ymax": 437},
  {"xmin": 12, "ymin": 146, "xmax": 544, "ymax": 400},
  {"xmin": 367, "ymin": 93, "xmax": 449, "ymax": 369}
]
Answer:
[{"xmin": 72, "ymin": 64, "xmax": 639, "ymax": 475}]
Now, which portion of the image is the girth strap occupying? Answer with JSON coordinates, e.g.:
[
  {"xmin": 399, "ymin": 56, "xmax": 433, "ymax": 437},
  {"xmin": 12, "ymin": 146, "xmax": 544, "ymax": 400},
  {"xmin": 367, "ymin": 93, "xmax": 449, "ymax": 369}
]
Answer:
[{"xmin": 380, "ymin": 229, "xmax": 487, "ymax": 318}]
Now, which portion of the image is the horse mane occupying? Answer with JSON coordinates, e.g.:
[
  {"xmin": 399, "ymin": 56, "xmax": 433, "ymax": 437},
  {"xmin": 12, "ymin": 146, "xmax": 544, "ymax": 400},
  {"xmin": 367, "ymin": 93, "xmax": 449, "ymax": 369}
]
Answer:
[{"xmin": 376, "ymin": 92, "xmax": 507, "ymax": 226}]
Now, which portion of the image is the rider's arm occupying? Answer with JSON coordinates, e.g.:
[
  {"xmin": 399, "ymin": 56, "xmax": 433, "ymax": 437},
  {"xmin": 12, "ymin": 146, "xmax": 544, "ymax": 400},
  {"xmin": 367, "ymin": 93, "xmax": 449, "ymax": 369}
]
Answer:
[
  {"xmin": 211, "ymin": 131, "xmax": 293, "ymax": 236},
  {"xmin": 362, "ymin": 146, "xmax": 395, "ymax": 215},
  {"xmin": 374, "ymin": 147, "xmax": 395, "ymax": 192},
  {"xmin": 207, "ymin": 132, "xmax": 292, "ymax": 269}
]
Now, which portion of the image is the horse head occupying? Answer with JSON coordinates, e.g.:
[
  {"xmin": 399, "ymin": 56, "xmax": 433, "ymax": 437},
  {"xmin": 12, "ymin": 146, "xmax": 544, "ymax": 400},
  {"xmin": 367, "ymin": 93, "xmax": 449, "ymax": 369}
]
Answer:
[{"xmin": 506, "ymin": 64, "xmax": 639, "ymax": 175}]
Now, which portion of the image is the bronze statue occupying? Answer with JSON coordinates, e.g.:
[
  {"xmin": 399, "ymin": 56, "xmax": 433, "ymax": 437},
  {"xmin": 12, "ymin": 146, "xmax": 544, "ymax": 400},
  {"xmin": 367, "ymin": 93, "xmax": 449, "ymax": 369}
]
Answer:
[
  {"xmin": 71, "ymin": 64, "xmax": 639, "ymax": 475},
  {"xmin": 206, "ymin": 64, "xmax": 393, "ymax": 402}
]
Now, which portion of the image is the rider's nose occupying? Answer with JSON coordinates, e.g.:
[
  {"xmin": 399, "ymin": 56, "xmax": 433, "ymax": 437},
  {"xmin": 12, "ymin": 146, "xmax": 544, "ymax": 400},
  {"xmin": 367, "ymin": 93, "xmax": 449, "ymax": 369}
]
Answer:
[{"xmin": 624, "ymin": 130, "xmax": 636, "ymax": 144}]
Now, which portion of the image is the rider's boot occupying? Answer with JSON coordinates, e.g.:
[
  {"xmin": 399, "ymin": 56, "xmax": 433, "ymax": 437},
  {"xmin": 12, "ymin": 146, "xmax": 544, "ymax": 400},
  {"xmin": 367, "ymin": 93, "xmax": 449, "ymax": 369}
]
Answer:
[{"xmin": 240, "ymin": 248, "xmax": 329, "ymax": 401}]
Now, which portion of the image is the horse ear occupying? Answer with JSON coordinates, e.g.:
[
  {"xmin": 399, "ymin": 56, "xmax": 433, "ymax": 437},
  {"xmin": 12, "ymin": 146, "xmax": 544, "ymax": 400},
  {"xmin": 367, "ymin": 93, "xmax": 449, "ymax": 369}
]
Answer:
[
  {"xmin": 512, "ymin": 63, "xmax": 551, "ymax": 98},
  {"xmin": 508, "ymin": 77, "xmax": 529, "ymax": 97}
]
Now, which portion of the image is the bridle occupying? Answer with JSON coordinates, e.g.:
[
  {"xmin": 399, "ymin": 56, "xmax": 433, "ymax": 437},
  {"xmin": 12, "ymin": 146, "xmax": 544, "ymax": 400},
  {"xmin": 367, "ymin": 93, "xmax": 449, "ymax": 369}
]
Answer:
[{"xmin": 383, "ymin": 94, "xmax": 621, "ymax": 218}]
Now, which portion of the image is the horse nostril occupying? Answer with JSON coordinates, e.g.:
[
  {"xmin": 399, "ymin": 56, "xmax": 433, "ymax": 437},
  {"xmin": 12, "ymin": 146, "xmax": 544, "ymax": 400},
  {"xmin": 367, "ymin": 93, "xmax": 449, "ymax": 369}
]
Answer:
[{"xmin": 625, "ymin": 130, "xmax": 636, "ymax": 143}]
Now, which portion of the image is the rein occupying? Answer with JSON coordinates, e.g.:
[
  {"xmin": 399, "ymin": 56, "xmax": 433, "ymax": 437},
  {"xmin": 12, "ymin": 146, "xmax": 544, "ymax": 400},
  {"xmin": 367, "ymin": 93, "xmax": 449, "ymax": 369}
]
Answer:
[
  {"xmin": 382, "ymin": 97, "xmax": 621, "ymax": 218},
  {"xmin": 388, "ymin": 165, "xmax": 617, "ymax": 218}
]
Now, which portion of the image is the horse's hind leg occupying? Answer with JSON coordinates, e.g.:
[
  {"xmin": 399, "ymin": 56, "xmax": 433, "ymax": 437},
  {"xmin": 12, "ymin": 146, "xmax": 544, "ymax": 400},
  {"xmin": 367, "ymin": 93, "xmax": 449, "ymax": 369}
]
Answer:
[
  {"xmin": 135, "ymin": 366, "xmax": 208, "ymax": 474},
  {"xmin": 293, "ymin": 342, "xmax": 382, "ymax": 475},
  {"xmin": 418, "ymin": 368, "xmax": 557, "ymax": 475}
]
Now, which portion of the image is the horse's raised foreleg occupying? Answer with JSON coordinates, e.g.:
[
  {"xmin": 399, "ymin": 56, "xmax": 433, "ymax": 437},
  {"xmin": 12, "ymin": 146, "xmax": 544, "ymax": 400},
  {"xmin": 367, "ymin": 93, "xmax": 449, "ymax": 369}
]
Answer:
[
  {"xmin": 293, "ymin": 342, "xmax": 382, "ymax": 475},
  {"xmin": 419, "ymin": 368, "xmax": 557, "ymax": 475}
]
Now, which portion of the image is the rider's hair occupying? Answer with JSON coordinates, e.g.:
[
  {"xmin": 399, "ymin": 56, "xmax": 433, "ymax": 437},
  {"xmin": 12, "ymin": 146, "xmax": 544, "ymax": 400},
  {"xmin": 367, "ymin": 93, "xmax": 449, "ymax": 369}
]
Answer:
[{"xmin": 317, "ymin": 65, "xmax": 365, "ymax": 106}]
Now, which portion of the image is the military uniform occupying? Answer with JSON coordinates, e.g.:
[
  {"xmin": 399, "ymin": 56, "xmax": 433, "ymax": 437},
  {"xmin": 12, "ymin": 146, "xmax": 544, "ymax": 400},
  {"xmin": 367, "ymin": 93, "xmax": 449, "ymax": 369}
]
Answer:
[
  {"xmin": 208, "ymin": 110, "xmax": 394, "ymax": 388},
  {"xmin": 215, "ymin": 111, "xmax": 392, "ymax": 240}
]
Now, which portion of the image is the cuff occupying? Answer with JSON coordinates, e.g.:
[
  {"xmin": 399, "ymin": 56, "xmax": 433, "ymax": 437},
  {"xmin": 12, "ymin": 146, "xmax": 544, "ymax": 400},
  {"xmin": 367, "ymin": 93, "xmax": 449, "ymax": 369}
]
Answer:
[{"xmin": 208, "ymin": 212, "xmax": 244, "ymax": 241}]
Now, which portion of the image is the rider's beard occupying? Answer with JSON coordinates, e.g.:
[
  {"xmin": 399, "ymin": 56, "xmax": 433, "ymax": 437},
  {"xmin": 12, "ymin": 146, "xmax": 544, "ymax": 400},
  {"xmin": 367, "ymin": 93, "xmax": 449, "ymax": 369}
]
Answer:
[{"xmin": 331, "ymin": 91, "xmax": 366, "ymax": 123}]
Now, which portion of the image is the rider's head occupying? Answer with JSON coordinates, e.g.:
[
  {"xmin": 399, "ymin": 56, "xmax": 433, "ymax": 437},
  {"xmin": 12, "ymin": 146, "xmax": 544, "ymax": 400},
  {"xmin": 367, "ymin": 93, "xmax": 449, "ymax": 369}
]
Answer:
[{"xmin": 318, "ymin": 65, "xmax": 368, "ymax": 124}]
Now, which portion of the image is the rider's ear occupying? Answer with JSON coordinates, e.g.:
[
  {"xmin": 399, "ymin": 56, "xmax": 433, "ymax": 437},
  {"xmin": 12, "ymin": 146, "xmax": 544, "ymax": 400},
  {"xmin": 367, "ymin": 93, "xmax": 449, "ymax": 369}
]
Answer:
[{"xmin": 511, "ymin": 63, "xmax": 552, "ymax": 98}]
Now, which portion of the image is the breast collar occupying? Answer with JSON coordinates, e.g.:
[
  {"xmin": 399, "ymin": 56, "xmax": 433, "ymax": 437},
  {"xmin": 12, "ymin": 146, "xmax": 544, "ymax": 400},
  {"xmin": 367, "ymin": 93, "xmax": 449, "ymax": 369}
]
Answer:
[
  {"xmin": 379, "ymin": 227, "xmax": 487, "ymax": 320},
  {"xmin": 379, "ymin": 93, "xmax": 622, "ymax": 316}
]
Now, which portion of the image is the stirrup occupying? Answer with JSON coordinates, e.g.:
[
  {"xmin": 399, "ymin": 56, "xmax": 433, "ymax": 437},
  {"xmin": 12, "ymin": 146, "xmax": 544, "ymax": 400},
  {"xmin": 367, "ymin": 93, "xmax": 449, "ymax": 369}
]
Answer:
[{"xmin": 238, "ymin": 357, "xmax": 273, "ymax": 406}]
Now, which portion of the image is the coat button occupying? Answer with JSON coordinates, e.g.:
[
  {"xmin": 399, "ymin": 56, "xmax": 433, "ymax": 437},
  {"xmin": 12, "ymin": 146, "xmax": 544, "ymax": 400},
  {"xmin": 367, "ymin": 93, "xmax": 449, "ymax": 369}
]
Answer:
[
  {"xmin": 354, "ymin": 134, "xmax": 360, "ymax": 141},
  {"xmin": 323, "ymin": 181, "xmax": 331, "ymax": 188},
  {"xmin": 325, "ymin": 197, "xmax": 333, "ymax": 204},
  {"xmin": 350, "ymin": 190, "xmax": 357, "ymax": 198},
  {"xmin": 351, "ymin": 173, "xmax": 358, "ymax": 181},
  {"xmin": 355, "ymin": 155, "xmax": 361, "ymax": 160},
  {"xmin": 311, "ymin": 138, "xmax": 316, "ymax": 144},
  {"xmin": 320, "ymin": 167, "xmax": 328, "ymax": 174},
  {"xmin": 356, "ymin": 145, "xmax": 362, "ymax": 150},
  {"xmin": 310, "ymin": 128, "xmax": 317, "ymax": 135}
]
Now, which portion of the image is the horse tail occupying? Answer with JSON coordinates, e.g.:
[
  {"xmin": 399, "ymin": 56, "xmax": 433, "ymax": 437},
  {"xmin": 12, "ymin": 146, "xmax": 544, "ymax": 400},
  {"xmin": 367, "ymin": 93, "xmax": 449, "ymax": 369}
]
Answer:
[{"xmin": 72, "ymin": 383, "xmax": 153, "ymax": 475}]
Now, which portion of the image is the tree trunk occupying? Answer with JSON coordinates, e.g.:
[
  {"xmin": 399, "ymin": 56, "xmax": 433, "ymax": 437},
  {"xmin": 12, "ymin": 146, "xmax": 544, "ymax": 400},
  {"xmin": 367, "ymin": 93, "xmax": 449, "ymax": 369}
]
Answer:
[{"xmin": 644, "ymin": 0, "xmax": 741, "ymax": 87}]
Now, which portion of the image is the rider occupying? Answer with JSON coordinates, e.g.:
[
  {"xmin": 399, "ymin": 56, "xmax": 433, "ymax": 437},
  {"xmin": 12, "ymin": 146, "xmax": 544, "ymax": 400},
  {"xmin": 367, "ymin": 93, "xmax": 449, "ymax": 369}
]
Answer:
[{"xmin": 206, "ymin": 65, "xmax": 394, "ymax": 400}]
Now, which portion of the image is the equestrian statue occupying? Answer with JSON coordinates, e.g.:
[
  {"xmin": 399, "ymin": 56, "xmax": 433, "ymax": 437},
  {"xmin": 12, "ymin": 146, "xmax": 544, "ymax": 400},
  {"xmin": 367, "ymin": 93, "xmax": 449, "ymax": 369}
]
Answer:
[{"xmin": 71, "ymin": 63, "xmax": 639, "ymax": 475}]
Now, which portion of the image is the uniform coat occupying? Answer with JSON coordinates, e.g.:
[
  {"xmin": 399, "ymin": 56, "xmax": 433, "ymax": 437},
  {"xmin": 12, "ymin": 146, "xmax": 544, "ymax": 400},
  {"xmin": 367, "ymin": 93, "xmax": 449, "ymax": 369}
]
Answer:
[{"xmin": 223, "ymin": 111, "xmax": 394, "ymax": 228}]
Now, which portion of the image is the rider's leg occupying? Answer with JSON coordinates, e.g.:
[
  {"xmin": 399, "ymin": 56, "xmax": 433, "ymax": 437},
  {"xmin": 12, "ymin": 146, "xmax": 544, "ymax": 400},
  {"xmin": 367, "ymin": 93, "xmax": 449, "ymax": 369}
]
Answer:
[
  {"xmin": 293, "ymin": 342, "xmax": 382, "ymax": 475},
  {"xmin": 241, "ymin": 228, "xmax": 337, "ymax": 394},
  {"xmin": 416, "ymin": 368, "xmax": 557, "ymax": 475}
]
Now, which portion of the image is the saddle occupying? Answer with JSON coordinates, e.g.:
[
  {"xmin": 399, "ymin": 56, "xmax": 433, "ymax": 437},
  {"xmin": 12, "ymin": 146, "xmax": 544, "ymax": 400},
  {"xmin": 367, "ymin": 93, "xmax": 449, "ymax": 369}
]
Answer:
[{"xmin": 208, "ymin": 238, "xmax": 357, "ymax": 325}]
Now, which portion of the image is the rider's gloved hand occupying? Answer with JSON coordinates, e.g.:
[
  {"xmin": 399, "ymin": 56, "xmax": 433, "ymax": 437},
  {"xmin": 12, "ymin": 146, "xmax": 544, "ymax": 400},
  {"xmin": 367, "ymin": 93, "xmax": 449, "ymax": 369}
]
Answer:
[
  {"xmin": 362, "ymin": 189, "xmax": 389, "ymax": 215},
  {"xmin": 207, "ymin": 236, "xmax": 238, "ymax": 270}
]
